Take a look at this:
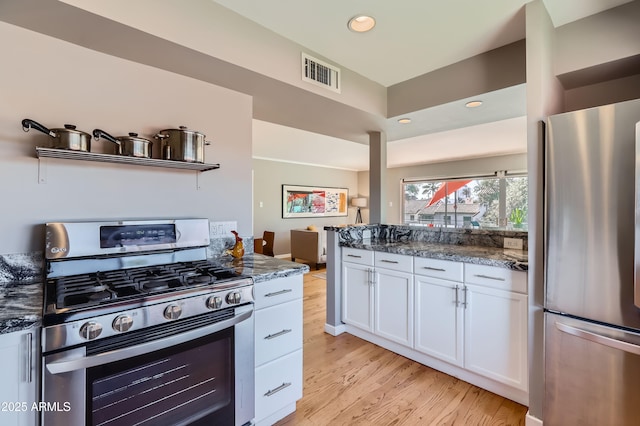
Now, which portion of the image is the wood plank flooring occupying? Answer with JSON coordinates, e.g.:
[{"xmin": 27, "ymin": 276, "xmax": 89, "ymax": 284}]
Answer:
[{"xmin": 275, "ymin": 269, "xmax": 527, "ymax": 426}]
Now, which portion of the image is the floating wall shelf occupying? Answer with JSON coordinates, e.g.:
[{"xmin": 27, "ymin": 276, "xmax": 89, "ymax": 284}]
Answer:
[{"xmin": 35, "ymin": 147, "xmax": 221, "ymax": 172}]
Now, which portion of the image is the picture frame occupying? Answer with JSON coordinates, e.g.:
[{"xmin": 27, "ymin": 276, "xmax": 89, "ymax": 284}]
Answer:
[{"xmin": 282, "ymin": 185, "xmax": 348, "ymax": 218}]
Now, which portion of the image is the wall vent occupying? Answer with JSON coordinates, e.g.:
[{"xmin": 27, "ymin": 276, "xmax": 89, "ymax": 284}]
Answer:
[{"xmin": 302, "ymin": 53, "xmax": 341, "ymax": 93}]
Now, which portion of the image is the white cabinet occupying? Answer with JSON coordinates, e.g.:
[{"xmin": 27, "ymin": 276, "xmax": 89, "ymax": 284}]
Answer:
[
  {"xmin": 254, "ymin": 275, "xmax": 303, "ymax": 426},
  {"xmin": 342, "ymin": 249, "xmax": 414, "ymax": 347},
  {"xmin": 463, "ymin": 266, "xmax": 528, "ymax": 391},
  {"xmin": 0, "ymin": 328, "xmax": 38, "ymax": 426},
  {"xmin": 414, "ymin": 274, "xmax": 464, "ymax": 367},
  {"xmin": 342, "ymin": 261, "xmax": 374, "ymax": 332},
  {"xmin": 341, "ymin": 249, "xmax": 529, "ymax": 403}
]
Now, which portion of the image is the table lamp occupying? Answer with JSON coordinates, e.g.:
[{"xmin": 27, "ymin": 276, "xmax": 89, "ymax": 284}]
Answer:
[{"xmin": 351, "ymin": 197, "xmax": 367, "ymax": 224}]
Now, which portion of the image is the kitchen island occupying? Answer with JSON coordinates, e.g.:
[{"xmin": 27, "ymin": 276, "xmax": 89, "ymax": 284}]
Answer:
[{"xmin": 324, "ymin": 224, "xmax": 529, "ymax": 406}]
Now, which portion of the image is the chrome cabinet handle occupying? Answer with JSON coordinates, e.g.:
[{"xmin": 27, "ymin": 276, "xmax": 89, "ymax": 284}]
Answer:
[
  {"xmin": 264, "ymin": 329, "xmax": 292, "ymax": 340},
  {"xmin": 347, "ymin": 254, "xmax": 362, "ymax": 258},
  {"xmin": 462, "ymin": 286, "xmax": 468, "ymax": 308},
  {"xmin": 454, "ymin": 285, "xmax": 460, "ymax": 307},
  {"xmin": 265, "ymin": 289, "xmax": 293, "ymax": 297},
  {"xmin": 423, "ymin": 266, "xmax": 446, "ymax": 272},
  {"xmin": 25, "ymin": 332, "xmax": 32, "ymax": 383},
  {"xmin": 474, "ymin": 274, "xmax": 505, "ymax": 281},
  {"xmin": 265, "ymin": 382, "xmax": 291, "ymax": 397},
  {"xmin": 379, "ymin": 259, "xmax": 399, "ymax": 264}
]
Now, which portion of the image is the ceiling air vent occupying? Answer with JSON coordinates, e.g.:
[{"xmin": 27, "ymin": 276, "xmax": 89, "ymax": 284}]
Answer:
[{"xmin": 302, "ymin": 53, "xmax": 341, "ymax": 93}]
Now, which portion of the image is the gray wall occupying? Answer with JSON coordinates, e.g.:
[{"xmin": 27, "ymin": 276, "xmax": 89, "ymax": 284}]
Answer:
[
  {"xmin": 0, "ymin": 22, "xmax": 253, "ymax": 254},
  {"xmin": 252, "ymin": 159, "xmax": 358, "ymax": 256}
]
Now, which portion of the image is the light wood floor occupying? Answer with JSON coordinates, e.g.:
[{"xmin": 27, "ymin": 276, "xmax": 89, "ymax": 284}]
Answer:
[{"xmin": 275, "ymin": 269, "xmax": 527, "ymax": 426}]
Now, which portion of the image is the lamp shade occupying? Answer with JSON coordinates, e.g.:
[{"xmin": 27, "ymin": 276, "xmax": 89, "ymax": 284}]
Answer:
[{"xmin": 351, "ymin": 197, "xmax": 367, "ymax": 208}]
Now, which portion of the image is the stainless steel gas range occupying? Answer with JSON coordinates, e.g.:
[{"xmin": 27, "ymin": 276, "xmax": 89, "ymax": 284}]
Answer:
[{"xmin": 40, "ymin": 218, "xmax": 255, "ymax": 426}]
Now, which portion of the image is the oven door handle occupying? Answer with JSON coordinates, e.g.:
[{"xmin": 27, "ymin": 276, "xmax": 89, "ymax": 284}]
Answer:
[{"xmin": 46, "ymin": 306, "xmax": 253, "ymax": 375}]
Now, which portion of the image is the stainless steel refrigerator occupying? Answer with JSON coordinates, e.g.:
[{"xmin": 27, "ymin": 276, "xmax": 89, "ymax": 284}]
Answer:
[{"xmin": 544, "ymin": 98, "xmax": 640, "ymax": 425}]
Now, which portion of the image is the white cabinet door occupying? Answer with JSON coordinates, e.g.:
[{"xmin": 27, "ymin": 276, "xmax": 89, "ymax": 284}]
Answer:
[
  {"xmin": 464, "ymin": 284, "xmax": 528, "ymax": 391},
  {"xmin": 374, "ymin": 268, "xmax": 414, "ymax": 347},
  {"xmin": 0, "ymin": 329, "xmax": 37, "ymax": 426},
  {"xmin": 414, "ymin": 276, "xmax": 463, "ymax": 367},
  {"xmin": 342, "ymin": 262, "xmax": 374, "ymax": 332}
]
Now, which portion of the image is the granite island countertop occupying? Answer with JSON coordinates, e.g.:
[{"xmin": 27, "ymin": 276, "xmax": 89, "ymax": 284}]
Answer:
[{"xmin": 341, "ymin": 239, "xmax": 528, "ymax": 271}]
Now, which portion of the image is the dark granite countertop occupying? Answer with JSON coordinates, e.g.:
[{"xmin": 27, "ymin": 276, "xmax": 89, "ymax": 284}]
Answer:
[
  {"xmin": 0, "ymin": 282, "xmax": 43, "ymax": 335},
  {"xmin": 217, "ymin": 253, "xmax": 310, "ymax": 282},
  {"xmin": 341, "ymin": 239, "xmax": 528, "ymax": 271},
  {"xmin": 0, "ymin": 254, "xmax": 308, "ymax": 336}
]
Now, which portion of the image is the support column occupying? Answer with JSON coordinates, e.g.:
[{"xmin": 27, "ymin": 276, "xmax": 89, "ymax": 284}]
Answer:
[{"xmin": 368, "ymin": 131, "xmax": 386, "ymax": 224}]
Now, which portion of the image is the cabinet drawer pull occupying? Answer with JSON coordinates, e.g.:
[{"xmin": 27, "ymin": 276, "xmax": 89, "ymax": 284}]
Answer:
[
  {"xmin": 474, "ymin": 274, "xmax": 505, "ymax": 281},
  {"xmin": 264, "ymin": 329, "xmax": 292, "ymax": 340},
  {"xmin": 265, "ymin": 289, "xmax": 293, "ymax": 297},
  {"xmin": 379, "ymin": 259, "xmax": 399, "ymax": 264},
  {"xmin": 454, "ymin": 285, "xmax": 460, "ymax": 307},
  {"xmin": 25, "ymin": 332, "xmax": 32, "ymax": 383},
  {"xmin": 422, "ymin": 266, "xmax": 446, "ymax": 272},
  {"xmin": 347, "ymin": 254, "xmax": 362, "ymax": 258},
  {"xmin": 264, "ymin": 382, "xmax": 292, "ymax": 397}
]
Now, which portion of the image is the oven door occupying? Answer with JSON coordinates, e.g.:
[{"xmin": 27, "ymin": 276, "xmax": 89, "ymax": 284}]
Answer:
[{"xmin": 42, "ymin": 304, "xmax": 254, "ymax": 426}]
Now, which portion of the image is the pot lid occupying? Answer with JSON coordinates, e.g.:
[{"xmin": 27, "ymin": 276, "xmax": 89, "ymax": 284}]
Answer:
[{"xmin": 157, "ymin": 126, "xmax": 206, "ymax": 137}]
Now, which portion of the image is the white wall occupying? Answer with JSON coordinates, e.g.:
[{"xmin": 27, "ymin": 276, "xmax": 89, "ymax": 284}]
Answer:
[
  {"xmin": 0, "ymin": 22, "xmax": 253, "ymax": 254},
  {"xmin": 252, "ymin": 159, "xmax": 358, "ymax": 255}
]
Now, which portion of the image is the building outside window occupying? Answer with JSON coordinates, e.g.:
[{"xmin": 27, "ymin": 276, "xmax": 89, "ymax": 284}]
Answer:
[{"xmin": 402, "ymin": 174, "xmax": 527, "ymax": 230}]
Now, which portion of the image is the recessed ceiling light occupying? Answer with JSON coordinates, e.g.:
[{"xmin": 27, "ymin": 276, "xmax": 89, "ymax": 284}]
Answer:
[
  {"xmin": 465, "ymin": 100, "xmax": 483, "ymax": 108},
  {"xmin": 348, "ymin": 15, "xmax": 376, "ymax": 33},
  {"xmin": 398, "ymin": 118, "xmax": 411, "ymax": 124}
]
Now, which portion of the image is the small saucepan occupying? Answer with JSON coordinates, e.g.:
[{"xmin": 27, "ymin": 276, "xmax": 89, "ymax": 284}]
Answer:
[
  {"xmin": 93, "ymin": 129, "xmax": 153, "ymax": 159},
  {"xmin": 22, "ymin": 119, "xmax": 92, "ymax": 152}
]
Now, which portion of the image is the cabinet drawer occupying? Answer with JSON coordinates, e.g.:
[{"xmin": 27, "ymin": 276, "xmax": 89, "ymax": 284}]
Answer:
[
  {"xmin": 414, "ymin": 257, "xmax": 463, "ymax": 282},
  {"xmin": 374, "ymin": 252, "xmax": 413, "ymax": 273},
  {"xmin": 254, "ymin": 275, "xmax": 303, "ymax": 310},
  {"xmin": 255, "ymin": 299, "xmax": 303, "ymax": 366},
  {"xmin": 464, "ymin": 263, "xmax": 527, "ymax": 293},
  {"xmin": 342, "ymin": 247, "xmax": 374, "ymax": 265},
  {"xmin": 255, "ymin": 350, "xmax": 303, "ymax": 422}
]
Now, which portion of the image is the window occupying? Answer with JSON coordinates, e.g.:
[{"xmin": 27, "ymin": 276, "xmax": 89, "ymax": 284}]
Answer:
[{"xmin": 402, "ymin": 174, "xmax": 527, "ymax": 230}]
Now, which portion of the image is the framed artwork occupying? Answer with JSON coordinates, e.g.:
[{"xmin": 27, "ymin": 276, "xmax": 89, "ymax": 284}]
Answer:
[{"xmin": 282, "ymin": 185, "xmax": 348, "ymax": 218}]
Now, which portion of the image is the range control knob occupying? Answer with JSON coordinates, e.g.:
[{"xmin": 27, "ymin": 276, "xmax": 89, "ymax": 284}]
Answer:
[
  {"xmin": 226, "ymin": 292, "xmax": 242, "ymax": 305},
  {"xmin": 112, "ymin": 314, "xmax": 133, "ymax": 333},
  {"xmin": 164, "ymin": 304, "xmax": 182, "ymax": 320},
  {"xmin": 206, "ymin": 296, "xmax": 223, "ymax": 310},
  {"xmin": 79, "ymin": 321, "xmax": 103, "ymax": 340}
]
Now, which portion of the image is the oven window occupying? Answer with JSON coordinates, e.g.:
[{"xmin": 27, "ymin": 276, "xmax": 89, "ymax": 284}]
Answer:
[{"xmin": 87, "ymin": 328, "xmax": 234, "ymax": 426}]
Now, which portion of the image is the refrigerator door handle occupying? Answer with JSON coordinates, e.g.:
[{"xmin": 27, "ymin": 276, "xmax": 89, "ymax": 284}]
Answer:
[
  {"xmin": 556, "ymin": 321, "xmax": 640, "ymax": 356},
  {"xmin": 635, "ymin": 121, "xmax": 640, "ymax": 308}
]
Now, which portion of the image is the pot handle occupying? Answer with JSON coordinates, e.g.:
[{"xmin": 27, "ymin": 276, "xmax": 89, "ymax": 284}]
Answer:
[
  {"xmin": 22, "ymin": 119, "xmax": 56, "ymax": 138},
  {"xmin": 205, "ymin": 141, "xmax": 212, "ymax": 146},
  {"xmin": 92, "ymin": 129, "xmax": 120, "ymax": 145}
]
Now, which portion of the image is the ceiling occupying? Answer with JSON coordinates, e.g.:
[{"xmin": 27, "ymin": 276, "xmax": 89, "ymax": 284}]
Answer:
[{"xmin": 213, "ymin": 0, "xmax": 633, "ymax": 171}]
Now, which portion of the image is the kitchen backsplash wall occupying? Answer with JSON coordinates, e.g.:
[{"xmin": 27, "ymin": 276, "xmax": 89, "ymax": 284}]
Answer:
[{"xmin": 0, "ymin": 21, "xmax": 253, "ymax": 255}]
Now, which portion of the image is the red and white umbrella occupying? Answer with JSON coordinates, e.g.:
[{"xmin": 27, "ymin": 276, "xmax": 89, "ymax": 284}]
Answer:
[{"xmin": 427, "ymin": 180, "xmax": 472, "ymax": 207}]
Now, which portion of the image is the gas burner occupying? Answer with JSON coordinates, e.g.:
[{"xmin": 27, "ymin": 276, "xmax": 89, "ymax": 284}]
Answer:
[
  {"xmin": 186, "ymin": 275, "xmax": 214, "ymax": 285},
  {"xmin": 140, "ymin": 277, "xmax": 183, "ymax": 291}
]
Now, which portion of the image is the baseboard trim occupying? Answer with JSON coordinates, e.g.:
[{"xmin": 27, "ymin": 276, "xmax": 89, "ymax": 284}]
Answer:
[
  {"xmin": 275, "ymin": 253, "xmax": 291, "ymax": 259},
  {"xmin": 525, "ymin": 412, "xmax": 543, "ymax": 426},
  {"xmin": 324, "ymin": 323, "xmax": 346, "ymax": 336}
]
